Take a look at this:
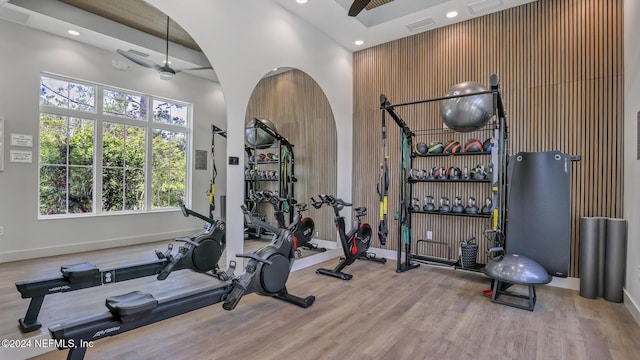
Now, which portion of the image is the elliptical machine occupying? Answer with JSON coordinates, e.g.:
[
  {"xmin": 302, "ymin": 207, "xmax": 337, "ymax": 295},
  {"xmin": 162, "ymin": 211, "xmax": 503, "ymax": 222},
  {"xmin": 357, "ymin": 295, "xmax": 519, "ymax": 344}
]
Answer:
[
  {"xmin": 311, "ymin": 194, "xmax": 386, "ymax": 280},
  {"xmin": 251, "ymin": 190, "xmax": 326, "ymax": 255},
  {"xmin": 48, "ymin": 205, "xmax": 315, "ymax": 360},
  {"xmin": 14, "ymin": 203, "xmax": 225, "ymax": 333}
]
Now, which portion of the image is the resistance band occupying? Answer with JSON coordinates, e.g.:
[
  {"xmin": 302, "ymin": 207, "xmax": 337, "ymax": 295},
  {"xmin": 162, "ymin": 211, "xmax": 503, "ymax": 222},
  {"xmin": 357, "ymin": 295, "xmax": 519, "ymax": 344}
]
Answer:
[
  {"xmin": 377, "ymin": 113, "xmax": 389, "ymax": 246},
  {"xmin": 208, "ymin": 126, "xmax": 218, "ymax": 218},
  {"xmin": 401, "ymin": 135, "xmax": 411, "ymax": 248}
]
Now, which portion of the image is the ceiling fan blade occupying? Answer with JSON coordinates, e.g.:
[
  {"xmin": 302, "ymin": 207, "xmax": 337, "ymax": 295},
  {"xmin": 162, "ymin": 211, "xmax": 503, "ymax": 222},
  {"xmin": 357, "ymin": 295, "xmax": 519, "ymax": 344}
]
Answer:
[
  {"xmin": 117, "ymin": 49, "xmax": 159, "ymax": 69},
  {"xmin": 179, "ymin": 66, "xmax": 213, "ymax": 71},
  {"xmin": 348, "ymin": 0, "xmax": 372, "ymax": 17}
]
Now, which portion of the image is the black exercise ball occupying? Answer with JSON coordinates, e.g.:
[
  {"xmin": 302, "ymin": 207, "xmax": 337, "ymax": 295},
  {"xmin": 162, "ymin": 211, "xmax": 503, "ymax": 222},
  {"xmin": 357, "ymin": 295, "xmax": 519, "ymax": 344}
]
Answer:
[
  {"xmin": 428, "ymin": 141, "xmax": 444, "ymax": 154},
  {"xmin": 483, "ymin": 138, "xmax": 493, "ymax": 152},
  {"xmin": 414, "ymin": 142, "xmax": 428, "ymax": 155},
  {"xmin": 464, "ymin": 138, "xmax": 483, "ymax": 152},
  {"xmin": 444, "ymin": 140, "xmax": 461, "ymax": 154}
]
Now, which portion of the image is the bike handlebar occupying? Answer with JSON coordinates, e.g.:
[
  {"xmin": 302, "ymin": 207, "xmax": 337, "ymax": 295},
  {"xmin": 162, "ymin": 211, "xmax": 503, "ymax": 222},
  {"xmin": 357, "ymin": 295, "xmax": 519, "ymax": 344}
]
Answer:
[
  {"xmin": 249, "ymin": 190, "xmax": 295, "ymax": 212},
  {"xmin": 310, "ymin": 194, "xmax": 352, "ymax": 211}
]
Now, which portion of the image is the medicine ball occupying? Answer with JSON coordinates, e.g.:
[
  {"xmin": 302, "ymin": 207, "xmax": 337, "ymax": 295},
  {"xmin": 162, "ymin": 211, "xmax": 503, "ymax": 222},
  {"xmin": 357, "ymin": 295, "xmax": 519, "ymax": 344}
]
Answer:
[
  {"xmin": 464, "ymin": 138, "xmax": 483, "ymax": 152},
  {"xmin": 483, "ymin": 138, "xmax": 493, "ymax": 152},
  {"xmin": 414, "ymin": 142, "xmax": 429, "ymax": 155},
  {"xmin": 428, "ymin": 141, "xmax": 444, "ymax": 154},
  {"xmin": 444, "ymin": 140, "xmax": 461, "ymax": 154}
]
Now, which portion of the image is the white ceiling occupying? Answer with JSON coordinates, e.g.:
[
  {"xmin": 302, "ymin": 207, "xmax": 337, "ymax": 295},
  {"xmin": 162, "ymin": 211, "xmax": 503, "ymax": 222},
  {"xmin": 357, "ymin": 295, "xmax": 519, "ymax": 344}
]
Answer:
[
  {"xmin": 0, "ymin": 0, "xmax": 538, "ymax": 81},
  {"xmin": 274, "ymin": 0, "xmax": 538, "ymax": 51}
]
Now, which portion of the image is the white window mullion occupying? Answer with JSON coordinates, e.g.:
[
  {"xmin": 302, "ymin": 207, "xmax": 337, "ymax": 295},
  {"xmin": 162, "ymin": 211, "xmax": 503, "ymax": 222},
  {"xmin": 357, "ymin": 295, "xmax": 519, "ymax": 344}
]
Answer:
[
  {"xmin": 95, "ymin": 87, "xmax": 104, "ymax": 215},
  {"xmin": 65, "ymin": 116, "xmax": 71, "ymax": 214},
  {"xmin": 145, "ymin": 98, "xmax": 153, "ymax": 211}
]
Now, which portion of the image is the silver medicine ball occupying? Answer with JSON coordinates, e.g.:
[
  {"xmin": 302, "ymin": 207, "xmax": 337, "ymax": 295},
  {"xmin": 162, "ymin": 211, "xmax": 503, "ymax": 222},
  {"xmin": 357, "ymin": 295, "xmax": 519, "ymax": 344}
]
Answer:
[
  {"xmin": 245, "ymin": 118, "xmax": 277, "ymax": 149},
  {"xmin": 440, "ymin": 82, "xmax": 493, "ymax": 132}
]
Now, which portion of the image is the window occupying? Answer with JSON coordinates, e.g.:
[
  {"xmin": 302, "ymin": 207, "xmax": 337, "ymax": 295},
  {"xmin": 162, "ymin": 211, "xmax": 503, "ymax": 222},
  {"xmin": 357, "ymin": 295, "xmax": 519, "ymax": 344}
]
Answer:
[{"xmin": 38, "ymin": 75, "xmax": 191, "ymax": 217}]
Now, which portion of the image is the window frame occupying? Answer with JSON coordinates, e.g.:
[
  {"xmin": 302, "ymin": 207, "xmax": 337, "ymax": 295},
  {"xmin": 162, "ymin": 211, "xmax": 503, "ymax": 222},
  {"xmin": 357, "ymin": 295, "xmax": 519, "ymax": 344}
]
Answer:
[{"xmin": 38, "ymin": 73, "xmax": 193, "ymax": 219}]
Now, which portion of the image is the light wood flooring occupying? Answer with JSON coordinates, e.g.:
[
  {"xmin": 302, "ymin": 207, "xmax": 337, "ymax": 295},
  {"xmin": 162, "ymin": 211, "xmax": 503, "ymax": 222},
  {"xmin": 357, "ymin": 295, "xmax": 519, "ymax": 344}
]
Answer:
[{"xmin": 0, "ymin": 241, "xmax": 639, "ymax": 360}]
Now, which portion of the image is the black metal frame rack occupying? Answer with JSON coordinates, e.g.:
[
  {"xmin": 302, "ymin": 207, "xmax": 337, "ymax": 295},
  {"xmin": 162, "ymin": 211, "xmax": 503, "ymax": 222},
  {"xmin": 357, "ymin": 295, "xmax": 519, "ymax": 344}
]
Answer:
[
  {"xmin": 381, "ymin": 74, "xmax": 509, "ymax": 273},
  {"xmin": 244, "ymin": 118, "xmax": 296, "ymax": 225}
]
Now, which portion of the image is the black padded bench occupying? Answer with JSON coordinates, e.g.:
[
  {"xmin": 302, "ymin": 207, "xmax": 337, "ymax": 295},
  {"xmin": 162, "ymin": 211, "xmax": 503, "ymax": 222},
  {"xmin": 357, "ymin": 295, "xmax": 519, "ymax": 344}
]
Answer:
[
  {"xmin": 106, "ymin": 291, "xmax": 159, "ymax": 323},
  {"xmin": 61, "ymin": 262, "xmax": 100, "ymax": 283}
]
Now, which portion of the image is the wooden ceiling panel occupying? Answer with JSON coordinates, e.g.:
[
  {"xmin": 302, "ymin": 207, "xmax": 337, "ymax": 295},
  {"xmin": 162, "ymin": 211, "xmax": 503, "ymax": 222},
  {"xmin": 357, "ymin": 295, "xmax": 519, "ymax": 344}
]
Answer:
[
  {"xmin": 365, "ymin": 0, "xmax": 395, "ymax": 10},
  {"xmin": 59, "ymin": 0, "xmax": 201, "ymax": 51}
]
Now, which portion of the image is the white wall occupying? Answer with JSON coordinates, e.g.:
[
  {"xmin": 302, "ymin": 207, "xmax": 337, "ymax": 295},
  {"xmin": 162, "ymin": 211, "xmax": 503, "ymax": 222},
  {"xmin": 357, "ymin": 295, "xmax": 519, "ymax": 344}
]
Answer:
[
  {"xmin": 0, "ymin": 18, "xmax": 227, "ymax": 262},
  {"xmin": 623, "ymin": 0, "xmax": 640, "ymax": 324},
  {"xmin": 146, "ymin": 0, "xmax": 353, "ymax": 267},
  {"xmin": 0, "ymin": 0, "xmax": 353, "ymax": 267}
]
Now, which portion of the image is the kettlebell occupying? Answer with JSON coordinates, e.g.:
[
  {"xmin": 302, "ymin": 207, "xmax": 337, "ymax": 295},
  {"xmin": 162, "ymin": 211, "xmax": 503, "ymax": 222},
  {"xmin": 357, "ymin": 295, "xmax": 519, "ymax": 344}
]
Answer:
[
  {"xmin": 452, "ymin": 196, "xmax": 464, "ymax": 213},
  {"xmin": 447, "ymin": 166, "xmax": 462, "ymax": 180},
  {"xmin": 439, "ymin": 197, "xmax": 451, "ymax": 213},
  {"xmin": 431, "ymin": 166, "xmax": 444, "ymax": 179},
  {"xmin": 426, "ymin": 168, "xmax": 435, "ymax": 180},
  {"xmin": 481, "ymin": 197, "xmax": 493, "ymax": 214},
  {"xmin": 465, "ymin": 197, "xmax": 478, "ymax": 214},
  {"xmin": 470, "ymin": 164, "xmax": 487, "ymax": 180},
  {"xmin": 423, "ymin": 195, "xmax": 436, "ymax": 212},
  {"xmin": 411, "ymin": 198, "xmax": 421, "ymax": 212}
]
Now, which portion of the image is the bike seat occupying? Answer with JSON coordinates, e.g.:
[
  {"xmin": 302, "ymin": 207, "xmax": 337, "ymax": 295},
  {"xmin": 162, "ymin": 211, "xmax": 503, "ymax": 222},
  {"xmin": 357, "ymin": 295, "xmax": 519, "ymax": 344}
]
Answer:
[
  {"xmin": 355, "ymin": 207, "xmax": 367, "ymax": 216},
  {"xmin": 106, "ymin": 291, "xmax": 158, "ymax": 323},
  {"xmin": 296, "ymin": 203, "xmax": 307, "ymax": 210}
]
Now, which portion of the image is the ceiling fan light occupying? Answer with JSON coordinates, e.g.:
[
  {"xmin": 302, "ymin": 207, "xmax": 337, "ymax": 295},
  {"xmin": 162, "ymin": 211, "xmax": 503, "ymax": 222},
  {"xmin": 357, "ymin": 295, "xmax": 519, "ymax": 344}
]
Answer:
[{"xmin": 159, "ymin": 67, "xmax": 176, "ymax": 80}]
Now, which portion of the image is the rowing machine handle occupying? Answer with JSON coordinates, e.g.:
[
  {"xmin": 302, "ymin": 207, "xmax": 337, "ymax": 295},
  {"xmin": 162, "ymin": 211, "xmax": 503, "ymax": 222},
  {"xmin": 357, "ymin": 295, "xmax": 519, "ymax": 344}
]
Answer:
[
  {"xmin": 179, "ymin": 202, "xmax": 216, "ymax": 225},
  {"xmin": 241, "ymin": 205, "xmax": 283, "ymax": 236},
  {"xmin": 157, "ymin": 251, "xmax": 185, "ymax": 280}
]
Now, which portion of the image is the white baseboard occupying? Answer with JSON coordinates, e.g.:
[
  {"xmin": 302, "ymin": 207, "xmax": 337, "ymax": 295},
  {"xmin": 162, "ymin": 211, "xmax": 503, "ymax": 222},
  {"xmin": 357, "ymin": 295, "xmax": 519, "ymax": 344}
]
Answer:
[
  {"xmin": 0, "ymin": 229, "xmax": 199, "ymax": 264},
  {"xmin": 548, "ymin": 276, "xmax": 580, "ymax": 290},
  {"xmin": 311, "ymin": 239, "xmax": 338, "ymax": 249},
  {"xmin": 369, "ymin": 247, "xmax": 581, "ymax": 290},
  {"xmin": 291, "ymin": 248, "xmax": 342, "ymax": 272},
  {"xmin": 624, "ymin": 289, "xmax": 640, "ymax": 327}
]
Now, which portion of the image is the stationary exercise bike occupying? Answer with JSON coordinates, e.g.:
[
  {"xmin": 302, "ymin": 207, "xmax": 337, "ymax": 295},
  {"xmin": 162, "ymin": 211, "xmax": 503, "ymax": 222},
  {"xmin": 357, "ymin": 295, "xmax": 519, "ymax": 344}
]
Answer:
[
  {"xmin": 49, "ymin": 205, "xmax": 315, "ymax": 360},
  {"xmin": 250, "ymin": 190, "xmax": 326, "ymax": 255},
  {"xmin": 311, "ymin": 194, "xmax": 386, "ymax": 280},
  {"xmin": 14, "ymin": 203, "xmax": 225, "ymax": 333}
]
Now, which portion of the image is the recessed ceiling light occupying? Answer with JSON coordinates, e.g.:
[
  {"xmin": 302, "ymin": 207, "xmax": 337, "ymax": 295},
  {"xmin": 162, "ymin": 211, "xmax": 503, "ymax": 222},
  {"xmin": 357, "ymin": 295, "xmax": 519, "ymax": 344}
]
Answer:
[
  {"xmin": 67, "ymin": 30, "xmax": 80, "ymax": 36},
  {"xmin": 446, "ymin": 11, "xmax": 458, "ymax": 18},
  {"xmin": 296, "ymin": 0, "xmax": 307, "ymax": 4},
  {"xmin": 354, "ymin": 40, "xmax": 364, "ymax": 46}
]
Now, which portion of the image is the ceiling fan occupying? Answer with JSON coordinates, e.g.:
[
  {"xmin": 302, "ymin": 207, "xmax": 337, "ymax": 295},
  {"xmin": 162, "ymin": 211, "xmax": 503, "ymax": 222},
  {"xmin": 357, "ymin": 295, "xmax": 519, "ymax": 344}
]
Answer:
[
  {"xmin": 348, "ymin": 0, "xmax": 373, "ymax": 17},
  {"xmin": 117, "ymin": 16, "xmax": 212, "ymax": 80}
]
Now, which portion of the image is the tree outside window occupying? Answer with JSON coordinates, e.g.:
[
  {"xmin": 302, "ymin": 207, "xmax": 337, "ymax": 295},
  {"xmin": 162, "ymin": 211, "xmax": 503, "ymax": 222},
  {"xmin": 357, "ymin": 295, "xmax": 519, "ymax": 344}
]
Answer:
[{"xmin": 38, "ymin": 75, "xmax": 191, "ymax": 217}]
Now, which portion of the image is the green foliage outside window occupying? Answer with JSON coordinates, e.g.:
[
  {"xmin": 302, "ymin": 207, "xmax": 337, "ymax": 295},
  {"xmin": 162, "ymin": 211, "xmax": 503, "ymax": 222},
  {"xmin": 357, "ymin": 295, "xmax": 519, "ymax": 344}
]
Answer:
[{"xmin": 38, "ymin": 75, "xmax": 190, "ymax": 217}]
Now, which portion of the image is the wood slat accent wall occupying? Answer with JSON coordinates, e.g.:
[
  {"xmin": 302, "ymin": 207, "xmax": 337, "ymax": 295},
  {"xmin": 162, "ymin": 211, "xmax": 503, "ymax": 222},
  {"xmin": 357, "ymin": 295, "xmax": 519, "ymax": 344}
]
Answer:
[
  {"xmin": 246, "ymin": 69, "xmax": 337, "ymax": 242},
  {"xmin": 353, "ymin": 0, "xmax": 623, "ymax": 277}
]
